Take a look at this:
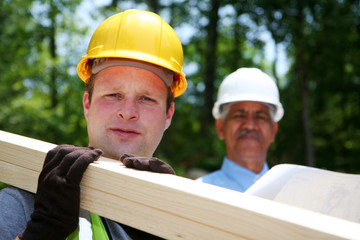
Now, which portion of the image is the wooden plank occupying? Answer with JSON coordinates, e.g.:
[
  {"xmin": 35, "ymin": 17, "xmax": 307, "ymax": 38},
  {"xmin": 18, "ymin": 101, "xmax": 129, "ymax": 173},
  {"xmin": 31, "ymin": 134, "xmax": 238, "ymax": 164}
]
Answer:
[{"xmin": 1, "ymin": 130, "xmax": 360, "ymax": 240}]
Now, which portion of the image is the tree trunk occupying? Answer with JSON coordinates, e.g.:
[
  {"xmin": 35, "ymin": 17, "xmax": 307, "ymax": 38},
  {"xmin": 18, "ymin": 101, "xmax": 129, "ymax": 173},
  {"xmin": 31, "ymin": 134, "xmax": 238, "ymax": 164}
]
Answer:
[
  {"xmin": 49, "ymin": 2, "xmax": 57, "ymax": 108},
  {"xmin": 203, "ymin": 0, "xmax": 220, "ymax": 124},
  {"xmin": 295, "ymin": 1, "xmax": 315, "ymax": 167},
  {"xmin": 147, "ymin": 0, "xmax": 160, "ymax": 13},
  {"xmin": 231, "ymin": 9, "xmax": 242, "ymax": 72}
]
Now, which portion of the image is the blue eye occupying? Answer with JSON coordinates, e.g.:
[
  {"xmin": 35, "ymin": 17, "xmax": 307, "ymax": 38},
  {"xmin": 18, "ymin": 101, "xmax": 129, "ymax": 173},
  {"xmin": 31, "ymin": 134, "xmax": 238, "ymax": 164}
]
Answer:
[
  {"xmin": 141, "ymin": 96, "xmax": 155, "ymax": 102},
  {"xmin": 104, "ymin": 93, "xmax": 121, "ymax": 100}
]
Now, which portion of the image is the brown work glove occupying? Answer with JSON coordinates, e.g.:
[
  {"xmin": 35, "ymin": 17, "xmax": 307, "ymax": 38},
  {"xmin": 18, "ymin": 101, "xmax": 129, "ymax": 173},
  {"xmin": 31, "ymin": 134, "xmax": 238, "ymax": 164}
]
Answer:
[
  {"xmin": 20, "ymin": 145, "xmax": 103, "ymax": 240},
  {"xmin": 120, "ymin": 154, "xmax": 175, "ymax": 175}
]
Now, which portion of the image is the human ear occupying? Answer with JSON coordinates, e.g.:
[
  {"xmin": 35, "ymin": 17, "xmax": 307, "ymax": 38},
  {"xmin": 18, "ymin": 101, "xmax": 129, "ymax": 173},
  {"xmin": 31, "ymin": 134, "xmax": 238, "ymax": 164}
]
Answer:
[
  {"xmin": 83, "ymin": 91, "xmax": 90, "ymax": 121},
  {"xmin": 164, "ymin": 102, "xmax": 175, "ymax": 130},
  {"xmin": 271, "ymin": 122, "xmax": 279, "ymax": 142},
  {"xmin": 215, "ymin": 119, "xmax": 225, "ymax": 140}
]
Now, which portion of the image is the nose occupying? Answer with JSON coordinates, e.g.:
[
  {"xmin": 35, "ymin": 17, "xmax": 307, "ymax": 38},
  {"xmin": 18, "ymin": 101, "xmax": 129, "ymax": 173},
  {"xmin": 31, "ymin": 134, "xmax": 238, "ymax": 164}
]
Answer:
[
  {"xmin": 241, "ymin": 116, "xmax": 257, "ymax": 130},
  {"xmin": 117, "ymin": 98, "xmax": 139, "ymax": 121}
]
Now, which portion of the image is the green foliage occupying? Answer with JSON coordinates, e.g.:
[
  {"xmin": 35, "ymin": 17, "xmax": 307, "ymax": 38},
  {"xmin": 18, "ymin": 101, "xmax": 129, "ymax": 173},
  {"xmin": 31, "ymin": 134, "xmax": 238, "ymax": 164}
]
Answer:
[
  {"xmin": 0, "ymin": 0, "xmax": 88, "ymax": 146},
  {"xmin": 257, "ymin": 0, "xmax": 360, "ymax": 173}
]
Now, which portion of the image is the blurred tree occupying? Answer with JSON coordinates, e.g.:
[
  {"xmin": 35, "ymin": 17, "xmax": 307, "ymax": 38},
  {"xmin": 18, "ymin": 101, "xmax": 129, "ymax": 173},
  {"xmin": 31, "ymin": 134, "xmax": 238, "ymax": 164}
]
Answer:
[
  {"xmin": 0, "ymin": 0, "xmax": 34, "ymax": 109},
  {"xmin": 202, "ymin": 0, "xmax": 220, "ymax": 124},
  {"xmin": 0, "ymin": 0, "xmax": 88, "ymax": 146},
  {"xmin": 252, "ymin": 0, "xmax": 360, "ymax": 172},
  {"xmin": 1, "ymin": 0, "xmax": 359, "ymax": 177}
]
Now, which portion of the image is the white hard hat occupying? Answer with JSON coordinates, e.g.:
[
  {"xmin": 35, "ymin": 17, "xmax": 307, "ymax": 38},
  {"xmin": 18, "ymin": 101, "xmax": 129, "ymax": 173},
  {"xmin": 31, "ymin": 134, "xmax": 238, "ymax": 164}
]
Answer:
[{"xmin": 212, "ymin": 68, "xmax": 284, "ymax": 122}]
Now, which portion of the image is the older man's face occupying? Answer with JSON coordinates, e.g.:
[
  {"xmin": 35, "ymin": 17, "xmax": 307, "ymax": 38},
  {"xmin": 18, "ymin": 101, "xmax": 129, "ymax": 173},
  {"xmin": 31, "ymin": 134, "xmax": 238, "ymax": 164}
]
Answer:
[{"xmin": 215, "ymin": 101, "xmax": 278, "ymax": 163}]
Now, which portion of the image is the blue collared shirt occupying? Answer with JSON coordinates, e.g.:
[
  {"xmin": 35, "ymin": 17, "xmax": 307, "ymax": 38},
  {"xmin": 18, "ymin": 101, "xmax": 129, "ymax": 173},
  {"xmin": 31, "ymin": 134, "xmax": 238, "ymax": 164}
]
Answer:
[{"xmin": 197, "ymin": 157, "xmax": 269, "ymax": 192}]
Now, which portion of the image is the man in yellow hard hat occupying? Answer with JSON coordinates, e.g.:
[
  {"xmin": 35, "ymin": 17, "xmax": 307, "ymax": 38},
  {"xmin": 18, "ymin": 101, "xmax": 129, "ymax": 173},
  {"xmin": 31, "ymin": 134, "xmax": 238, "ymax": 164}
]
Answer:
[
  {"xmin": 0, "ymin": 9, "xmax": 186, "ymax": 239},
  {"xmin": 197, "ymin": 68, "xmax": 283, "ymax": 192}
]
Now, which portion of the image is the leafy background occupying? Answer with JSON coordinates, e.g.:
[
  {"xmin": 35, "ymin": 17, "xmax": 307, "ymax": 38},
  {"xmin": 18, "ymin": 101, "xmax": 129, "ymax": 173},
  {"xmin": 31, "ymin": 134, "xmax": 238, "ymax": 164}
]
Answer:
[{"xmin": 1, "ymin": 0, "xmax": 360, "ymax": 177}]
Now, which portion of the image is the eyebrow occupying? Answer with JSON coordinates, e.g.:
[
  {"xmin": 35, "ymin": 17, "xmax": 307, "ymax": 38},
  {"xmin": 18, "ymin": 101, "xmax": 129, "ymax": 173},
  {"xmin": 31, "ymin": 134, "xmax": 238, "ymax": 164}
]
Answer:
[
  {"xmin": 232, "ymin": 108, "xmax": 268, "ymax": 113},
  {"xmin": 231, "ymin": 109, "xmax": 271, "ymax": 116},
  {"xmin": 255, "ymin": 110, "xmax": 271, "ymax": 115}
]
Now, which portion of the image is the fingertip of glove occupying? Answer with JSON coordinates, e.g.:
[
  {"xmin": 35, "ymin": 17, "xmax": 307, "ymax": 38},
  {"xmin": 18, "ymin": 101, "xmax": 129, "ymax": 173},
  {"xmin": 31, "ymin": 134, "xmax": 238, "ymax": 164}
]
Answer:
[
  {"xmin": 95, "ymin": 149, "xmax": 103, "ymax": 155},
  {"xmin": 120, "ymin": 153, "xmax": 134, "ymax": 162},
  {"xmin": 122, "ymin": 158, "xmax": 133, "ymax": 168},
  {"xmin": 149, "ymin": 158, "xmax": 176, "ymax": 175},
  {"xmin": 87, "ymin": 146, "xmax": 103, "ymax": 155}
]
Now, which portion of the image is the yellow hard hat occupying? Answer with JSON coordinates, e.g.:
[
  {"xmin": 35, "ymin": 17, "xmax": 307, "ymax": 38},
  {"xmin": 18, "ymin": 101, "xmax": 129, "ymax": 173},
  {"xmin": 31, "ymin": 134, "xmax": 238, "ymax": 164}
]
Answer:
[{"xmin": 77, "ymin": 9, "xmax": 187, "ymax": 97}]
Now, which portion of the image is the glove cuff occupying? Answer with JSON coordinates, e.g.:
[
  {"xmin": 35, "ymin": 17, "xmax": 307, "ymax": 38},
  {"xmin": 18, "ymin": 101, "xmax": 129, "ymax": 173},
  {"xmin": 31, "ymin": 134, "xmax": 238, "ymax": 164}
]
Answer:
[{"xmin": 21, "ymin": 212, "xmax": 78, "ymax": 240}]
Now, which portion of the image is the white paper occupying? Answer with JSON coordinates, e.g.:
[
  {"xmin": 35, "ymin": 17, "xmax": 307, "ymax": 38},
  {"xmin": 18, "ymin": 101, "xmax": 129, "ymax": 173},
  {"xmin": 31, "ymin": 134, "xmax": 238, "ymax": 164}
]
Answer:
[{"xmin": 245, "ymin": 164, "xmax": 360, "ymax": 223}]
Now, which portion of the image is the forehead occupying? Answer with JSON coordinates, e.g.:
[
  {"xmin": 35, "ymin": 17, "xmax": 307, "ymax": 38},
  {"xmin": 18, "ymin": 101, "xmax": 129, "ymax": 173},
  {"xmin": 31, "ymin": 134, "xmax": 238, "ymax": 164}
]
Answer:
[
  {"xmin": 94, "ymin": 65, "xmax": 167, "ymax": 93},
  {"xmin": 229, "ymin": 101, "xmax": 270, "ymax": 113}
]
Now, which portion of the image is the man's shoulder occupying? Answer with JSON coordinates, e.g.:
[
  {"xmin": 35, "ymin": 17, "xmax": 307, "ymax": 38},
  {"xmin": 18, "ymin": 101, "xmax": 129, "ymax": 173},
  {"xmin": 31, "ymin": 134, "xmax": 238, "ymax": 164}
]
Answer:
[
  {"xmin": 0, "ymin": 185, "xmax": 33, "ymax": 196},
  {"xmin": 0, "ymin": 186, "xmax": 35, "ymax": 205},
  {"xmin": 196, "ymin": 169, "xmax": 225, "ymax": 183},
  {"xmin": 0, "ymin": 186, "xmax": 35, "ymax": 239},
  {"xmin": 196, "ymin": 168, "xmax": 246, "ymax": 192}
]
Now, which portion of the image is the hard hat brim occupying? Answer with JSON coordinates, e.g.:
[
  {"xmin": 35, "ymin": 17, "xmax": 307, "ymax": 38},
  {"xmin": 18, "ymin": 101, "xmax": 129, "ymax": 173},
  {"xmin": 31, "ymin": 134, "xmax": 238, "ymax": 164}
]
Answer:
[{"xmin": 212, "ymin": 94, "xmax": 284, "ymax": 122}]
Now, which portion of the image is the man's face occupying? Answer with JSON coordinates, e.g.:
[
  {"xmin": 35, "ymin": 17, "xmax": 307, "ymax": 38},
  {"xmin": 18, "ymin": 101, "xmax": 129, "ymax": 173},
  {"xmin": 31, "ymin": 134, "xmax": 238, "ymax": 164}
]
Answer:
[
  {"xmin": 215, "ymin": 101, "xmax": 278, "ymax": 163},
  {"xmin": 83, "ymin": 65, "xmax": 174, "ymax": 159}
]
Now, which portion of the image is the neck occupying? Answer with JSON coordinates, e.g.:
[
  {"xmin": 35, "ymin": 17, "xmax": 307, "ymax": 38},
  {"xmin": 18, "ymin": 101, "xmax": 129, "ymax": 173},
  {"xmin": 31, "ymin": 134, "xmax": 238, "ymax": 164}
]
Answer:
[{"xmin": 227, "ymin": 153, "xmax": 266, "ymax": 173}]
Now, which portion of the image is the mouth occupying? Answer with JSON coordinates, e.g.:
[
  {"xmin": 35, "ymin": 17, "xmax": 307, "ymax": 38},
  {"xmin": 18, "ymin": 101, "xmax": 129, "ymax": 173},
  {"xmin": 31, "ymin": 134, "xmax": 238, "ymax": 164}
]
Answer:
[
  {"xmin": 110, "ymin": 128, "xmax": 140, "ymax": 137},
  {"xmin": 240, "ymin": 132, "xmax": 258, "ymax": 139}
]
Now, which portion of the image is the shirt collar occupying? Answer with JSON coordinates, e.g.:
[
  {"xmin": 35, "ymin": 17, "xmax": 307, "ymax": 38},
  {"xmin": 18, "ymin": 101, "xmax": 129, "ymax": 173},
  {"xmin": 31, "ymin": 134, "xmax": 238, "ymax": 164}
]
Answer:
[{"xmin": 221, "ymin": 157, "xmax": 269, "ymax": 190}]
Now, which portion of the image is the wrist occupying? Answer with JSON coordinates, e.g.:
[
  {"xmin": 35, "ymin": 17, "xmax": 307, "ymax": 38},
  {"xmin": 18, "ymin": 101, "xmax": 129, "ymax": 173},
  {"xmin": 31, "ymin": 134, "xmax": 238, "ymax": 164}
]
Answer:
[{"xmin": 21, "ymin": 213, "xmax": 78, "ymax": 240}]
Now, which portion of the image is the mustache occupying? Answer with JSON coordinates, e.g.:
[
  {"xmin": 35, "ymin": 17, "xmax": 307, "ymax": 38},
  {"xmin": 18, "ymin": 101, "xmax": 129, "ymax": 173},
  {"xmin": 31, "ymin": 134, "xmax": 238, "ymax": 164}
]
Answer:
[{"xmin": 237, "ymin": 129, "xmax": 261, "ymax": 139}]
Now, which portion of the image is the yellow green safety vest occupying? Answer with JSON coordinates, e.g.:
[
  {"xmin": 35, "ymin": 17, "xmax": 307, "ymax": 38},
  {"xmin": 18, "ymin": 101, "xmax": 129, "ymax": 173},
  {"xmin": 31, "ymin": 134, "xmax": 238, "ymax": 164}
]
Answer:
[
  {"xmin": 0, "ymin": 183, "xmax": 108, "ymax": 240},
  {"xmin": 0, "ymin": 182, "xmax": 9, "ymax": 190},
  {"xmin": 66, "ymin": 212, "xmax": 110, "ymax": 240}
]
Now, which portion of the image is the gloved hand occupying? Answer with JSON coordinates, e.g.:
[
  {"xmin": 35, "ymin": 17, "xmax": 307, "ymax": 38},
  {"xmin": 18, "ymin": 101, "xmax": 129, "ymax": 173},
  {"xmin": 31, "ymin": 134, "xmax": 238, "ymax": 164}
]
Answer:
[
  {"xmin": 20, "ymin": 145, "xmax": 103, "ymax": 240},
  {"xmin": 120, "ymin": 154, "xmax": 175, "ymax": 175}
]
